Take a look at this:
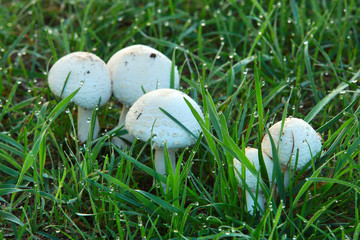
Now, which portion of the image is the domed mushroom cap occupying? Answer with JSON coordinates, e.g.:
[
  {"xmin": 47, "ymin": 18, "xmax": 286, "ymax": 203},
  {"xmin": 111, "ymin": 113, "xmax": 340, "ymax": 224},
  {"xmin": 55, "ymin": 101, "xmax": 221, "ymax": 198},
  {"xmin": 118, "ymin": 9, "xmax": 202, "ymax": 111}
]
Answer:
[
  {"xmin": 261, "ymin": 117, "xmax": 322, "ymax": 171},
  {"xmin": 48, "ymin": 52, "xmax": 112, "ymax": 109},
  {"xmin": 125, "ymin": 89, "xmax": 203, "ymax": 149},
  {"xmin": 107, "ymin": 44, "xmax": 180, "ymax": 107},
  {"xmin": 233, "ymin": 148, "xmax": 274, "ymax": 192}
]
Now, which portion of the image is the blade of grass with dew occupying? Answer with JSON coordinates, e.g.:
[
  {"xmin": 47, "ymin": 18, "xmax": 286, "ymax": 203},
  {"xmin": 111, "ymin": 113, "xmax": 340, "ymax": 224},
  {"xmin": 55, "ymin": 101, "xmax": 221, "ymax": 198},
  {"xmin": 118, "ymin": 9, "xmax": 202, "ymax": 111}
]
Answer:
[
  {"xmin": 318, "ymin": 94, "xmax": 360, "ymax": 133},
  {"xmin": 37, "ymin": 130, "xmax": 46, "ymax": 183},
  {"xmin": 263, "ymin": 124, "xmax": 285, "ymax": 202},
  {"xmin": 0, "ymin": 188, "xmax": 31, "ymax": 196},
  {"xmin": 78, "ymin": 0, "xmax": 94, "ymax": 51},
  {"xmin": 0, "ymin": 163, "xmax": 33, "ymax": 182},
  {"xmin": 88, "ymin": 179, "xmax": 142, "ymax": 209},
  {"xmin": 0, "ymin": 151, "xmax": 21, "ymax": 170},
  {"xmin": 212, "ymin": 130, "xmax": 258, "ymax": 181},
  {"xmin": 301, "ymin": 199, "xmax": 336, "ymax": 233},
  {"xmin": 94, "ymin": 170, "xmax": 183, "ymax": 222},
  {"xmin": 7, "ymin": 97, "xmax": 37, "ymax": 113},
  {"xmin": 184, "ymin": 94, "xmax": 220, "ymax": 157},
  {"xmin": 354, "ymin": 223, "xmax": 360, "ymax": 240},
  {"xmin": 0, "ymin": 81, "xmax": 20, "ymax": 123},
  {"xmin": 113, "ymin": 148, "xmax": 166, "ymax": 183},
  {"xmin": 159, "ymin": 107, "xmax": 197, "ymax": 139},
  {"xmin": 0, "ymin": 132, "xmax": 24, "ymax": 153},
  {"xmin": 252, "ymin": 206, "xmax": 271, "ymax": 239},
  {"xmin": 310, "ymin": 37, "xmax": 340, "ymax": 80},
  {"xmin": 0, "ymin": 142, "xmax": 23, "ymax": 158},
  {"xmin": 254, "ymin": 61, "xmax": 264, "ymax": 136},
  {"xmin": 304, "ymin": 82, "xmax": 351, "ymax": 123},
  {"xmin": 254, "ymin": 61, "xmax": 271, "ymax": 190},
  {"xmin": 325, "ymin": 118, "xmax": 354, "ymax": 157},
  {"xmin": 304, "ymin": 42, "xmax": 320, "ymax": 102},
  {"xmin": 16, "ymin": 88, "xmax": 80, "ymax": 186},
  {"xmin": 46, "ymin": 30, "xmax": 58, "ymax": 62},
  {"xmin": 0, "ymin": 210, "xmax": 24, "ymax": 227},
  {"xmin": 292, "ymin": 158, "xmax": 331, "ymax": 208},
  {"xmin": 334, "ymin": 134, "xmax": 360, "ymax": 173},
  {"xmin": 307, "ymin": 177, "xmax": 360, "ymax": 193},
  {"xmin": 204, "ymin": 91, "xmax": 223, "ymax": 140},
  {"xmin": 269, "ymin": 200, "xmax": 283, "ymax": 239},
  {"xmin": 246, "ymin": 5, "xmax": 275, "ymax": 58},
  {"xmin": 0, "ymin": 21, "xmax": 33, "ymax": 67},
  {"xmin": 60, "ymin": 19, "xmax": 70, "ymax": 54}
]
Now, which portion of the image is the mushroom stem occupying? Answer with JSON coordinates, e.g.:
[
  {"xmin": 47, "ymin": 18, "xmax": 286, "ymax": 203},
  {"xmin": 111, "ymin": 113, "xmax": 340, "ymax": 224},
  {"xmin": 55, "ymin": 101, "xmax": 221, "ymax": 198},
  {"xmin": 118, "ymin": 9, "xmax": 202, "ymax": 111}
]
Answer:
[
  {"xmin": 154, "ymin": 148, "xmax": 176, "ymax": 191},
  {"xmin": 77, "ymin": 106, "xmax": 99, "ymax": 143},
  {"xmin": 112, "ymin": 104, "xmax": 134, "ymax": 149},
  {"xmin": 245, "ymin": 190, "xmax": 265, "ymax": 215}
]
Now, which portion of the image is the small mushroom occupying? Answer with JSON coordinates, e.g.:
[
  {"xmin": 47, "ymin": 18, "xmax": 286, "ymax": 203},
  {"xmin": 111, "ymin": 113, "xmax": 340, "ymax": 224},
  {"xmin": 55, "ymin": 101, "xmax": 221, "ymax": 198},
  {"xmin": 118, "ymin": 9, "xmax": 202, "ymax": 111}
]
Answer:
[
  {"xmin": 261, "ymin": 117, "xmax": 322, "ymax": 187},
  {"xmin": 107, "ymin": 44, "xmax": 180, "ymax": 148},
  {"xmin": 48, "ymin": 52, "xmax": 112, "ymax": 142},
  {"xmin": 233, "ymin": 148, "xmax": 274, "ymax": 215},
  {"xmin": 125, "ymin": 89, "xmax": 203, "ymax": 191}
]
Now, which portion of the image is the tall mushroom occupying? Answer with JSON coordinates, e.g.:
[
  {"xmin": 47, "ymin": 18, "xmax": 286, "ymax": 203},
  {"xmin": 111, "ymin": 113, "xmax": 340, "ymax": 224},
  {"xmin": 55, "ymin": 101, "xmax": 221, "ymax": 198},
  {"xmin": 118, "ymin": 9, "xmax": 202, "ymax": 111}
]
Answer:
[
  {"xmin": 261, "ymin": 117, "xmax": 322, "ymax": 187},
  {"xmin": 48, "ymin": 52, "xmax": 112, "ymax": 142},
  {"xmin": 125, "ymin": 88, "xmax": 203, "ymax": 191},
  {"xmin": 233, "ymin": 148, "xmax": 274, "ymax": 214},
  {"xmin": 107, "ymin": 44, "xmax": 180, "ymax": 148}
]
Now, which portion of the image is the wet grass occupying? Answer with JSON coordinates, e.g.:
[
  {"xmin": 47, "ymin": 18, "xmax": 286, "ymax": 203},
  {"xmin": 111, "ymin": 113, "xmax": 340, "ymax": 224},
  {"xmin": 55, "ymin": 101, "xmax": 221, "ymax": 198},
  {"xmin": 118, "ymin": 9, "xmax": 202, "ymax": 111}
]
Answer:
[{"xmin": 0, "ymin": 0, "xmax": 359, "ymax": 239}]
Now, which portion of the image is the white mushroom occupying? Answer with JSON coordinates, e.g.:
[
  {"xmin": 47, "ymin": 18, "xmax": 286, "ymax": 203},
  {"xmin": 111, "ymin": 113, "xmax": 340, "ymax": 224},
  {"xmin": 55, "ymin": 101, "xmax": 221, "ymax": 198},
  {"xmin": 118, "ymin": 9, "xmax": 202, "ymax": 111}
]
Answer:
[
  {"xmin": 107, "ymin": 44, "xmax": 180, "ymax": 148},
  {"xmin": 125, "ymin": 89, "xmax": 203, "ymax": 191},
  {"xmin": 261, "ymin": 117, "xmax": 322, "ymax": 187},
  {"xmin": 233, "ymin": 148, "xmax": 274, "ymax": 214},
  {"xmin": 48, "ymin": 52, "xmax": 112, "ymax": 142}
]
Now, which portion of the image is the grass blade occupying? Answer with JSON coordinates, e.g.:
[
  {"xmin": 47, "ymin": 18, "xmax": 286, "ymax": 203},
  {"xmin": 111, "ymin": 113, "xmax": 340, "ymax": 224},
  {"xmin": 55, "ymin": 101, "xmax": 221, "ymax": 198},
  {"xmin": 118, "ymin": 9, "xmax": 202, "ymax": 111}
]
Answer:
[{"xmin": 0, "ymin": 210, "xmax": 24, "ymax": 227}]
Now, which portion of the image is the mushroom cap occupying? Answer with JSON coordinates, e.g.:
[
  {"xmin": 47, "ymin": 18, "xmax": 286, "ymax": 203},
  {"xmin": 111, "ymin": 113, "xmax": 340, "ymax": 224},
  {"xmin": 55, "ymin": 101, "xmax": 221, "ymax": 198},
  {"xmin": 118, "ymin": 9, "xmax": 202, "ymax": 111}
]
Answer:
[
  {"xmin": 48, "ymin": 52, "xmax": 111, "ymax": 109},
  {"xmin": 233, "ymin": 148, "xmax": 274, "ymax": 192},
  {"xmin": 125, "ymin": 88, "xmax": 203, "ymax": 149},
  {"xmin": 261, "ymin": 117, "xmax": 322, "ymax": 171},
  {"xmin": 107, "ymin": 44, "xmax": 180, "ymax": 107}
]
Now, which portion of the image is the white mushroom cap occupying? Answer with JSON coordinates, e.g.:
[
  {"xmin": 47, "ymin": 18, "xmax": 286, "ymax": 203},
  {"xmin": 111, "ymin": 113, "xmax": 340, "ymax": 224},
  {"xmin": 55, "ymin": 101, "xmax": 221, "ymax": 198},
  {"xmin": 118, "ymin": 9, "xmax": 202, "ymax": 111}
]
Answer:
[
  {"xmin": 48, "ymin": 52, "xmax": 112, "ymax": 109},
  {"xmin": 233, "ymin": 148, "xmax": 274, "ymax": 192},
  {"xmin": 107, "ymin": 44, "xmax": 180, "ymax": 107},
  {"xmin": 125, "ymin": 89, "xmax": 203, "ymax": 149},
  {"xmin": 261, "ymin": 117, "xmax": 322, "ymax": 171}
]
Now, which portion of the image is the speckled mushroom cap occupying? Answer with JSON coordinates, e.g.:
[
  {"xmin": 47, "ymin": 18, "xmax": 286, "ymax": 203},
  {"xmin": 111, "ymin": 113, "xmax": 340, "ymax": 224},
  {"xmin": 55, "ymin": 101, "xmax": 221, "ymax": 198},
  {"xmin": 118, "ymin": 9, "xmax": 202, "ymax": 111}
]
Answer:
[
  {"xmin": 48, "ymin": 51, "xmax": 112, "ymax": 109},
  {"xmin": 233, "ymin": 148, "xmax": 274, "ymax": 192},
  {"xmin": 261, "ymin": 117, "xmax": 322, "ymax": 171},
  {"xmin": 107, "ymin": 44, "xmax": 180, "ymax": 107},
  {"xmin": 125, "ymin": 89, "xmax": 203, "ymax": 149}
]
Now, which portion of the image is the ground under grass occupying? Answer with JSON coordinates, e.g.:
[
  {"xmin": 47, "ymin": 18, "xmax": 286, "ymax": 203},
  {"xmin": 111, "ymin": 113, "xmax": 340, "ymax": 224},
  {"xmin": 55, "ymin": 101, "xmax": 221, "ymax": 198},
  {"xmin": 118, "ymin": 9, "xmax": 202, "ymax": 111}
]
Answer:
[{"xmin": 0, "ymin": 0, "xmax": 359, "ymax": 239}]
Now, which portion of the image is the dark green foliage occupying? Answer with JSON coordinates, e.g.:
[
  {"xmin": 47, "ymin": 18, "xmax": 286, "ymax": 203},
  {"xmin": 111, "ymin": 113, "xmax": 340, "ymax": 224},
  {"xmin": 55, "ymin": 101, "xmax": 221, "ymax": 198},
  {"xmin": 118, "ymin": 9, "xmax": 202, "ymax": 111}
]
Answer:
[{"xmin": 0, "ymin": 0, "xmax": 359, "ymax": 239}]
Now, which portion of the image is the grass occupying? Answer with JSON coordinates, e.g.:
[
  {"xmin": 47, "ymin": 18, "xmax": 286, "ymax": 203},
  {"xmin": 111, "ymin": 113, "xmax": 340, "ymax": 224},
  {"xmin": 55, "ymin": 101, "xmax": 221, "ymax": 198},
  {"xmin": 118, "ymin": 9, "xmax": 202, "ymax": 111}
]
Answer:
[{"xmin": 0, "ymin": 0, "xmax": 360, "ymax": 239}]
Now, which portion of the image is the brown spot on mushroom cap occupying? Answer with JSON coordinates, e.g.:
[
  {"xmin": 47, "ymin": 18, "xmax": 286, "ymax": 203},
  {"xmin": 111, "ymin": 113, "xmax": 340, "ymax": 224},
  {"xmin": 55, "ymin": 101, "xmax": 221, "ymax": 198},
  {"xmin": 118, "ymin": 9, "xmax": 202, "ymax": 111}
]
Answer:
[{"xmin": 150, "ymin": 53, "xmax": 156, "ymax": 58}]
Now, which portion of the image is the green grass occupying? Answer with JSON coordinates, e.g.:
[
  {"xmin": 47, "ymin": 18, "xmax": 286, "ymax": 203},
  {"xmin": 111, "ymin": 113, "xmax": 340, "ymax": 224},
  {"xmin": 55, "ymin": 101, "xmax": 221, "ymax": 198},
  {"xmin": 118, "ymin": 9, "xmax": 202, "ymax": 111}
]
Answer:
[{"xmin": 1, "ymin": 0, "xmax": 360, "ymax": 239}]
